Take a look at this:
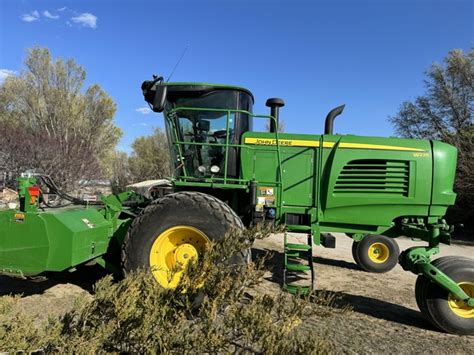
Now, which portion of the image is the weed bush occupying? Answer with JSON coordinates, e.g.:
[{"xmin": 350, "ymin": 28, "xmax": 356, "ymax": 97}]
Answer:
[{"xmin": 0, "ymin": 224, "xmax": 346, "ymax": 353}]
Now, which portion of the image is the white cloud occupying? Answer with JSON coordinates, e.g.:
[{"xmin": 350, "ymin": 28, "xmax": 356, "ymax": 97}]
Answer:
[
  {"xmin": 71, "ymin": 13, "xmax": 97, "ymax": 29},
  {"xmin": 0, "ymin": 69, "xmax": 17, "ymax": 84},
  {"xmin": 21, "ymin": 10, "xmax": 39, "ymax": 22},
  {"xmin": 57, "ymin": 7, "xmax": 67, "ymax": 12},
  {"xmin": 43, "ymin": 10, "xmax": 59, "ymax": 19},
  {"xmin": 135, "ymin": 107, "xmax": 152, "ymax": 115}
]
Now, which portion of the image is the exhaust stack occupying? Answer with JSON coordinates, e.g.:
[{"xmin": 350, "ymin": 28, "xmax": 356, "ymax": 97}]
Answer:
[
  {"xmin": 266, "ymin": 98, "xmax": 285, "ymax": 133},
  {"xmin": 324, "ymin": 105, "xmax": 345, "ymax": 134}
]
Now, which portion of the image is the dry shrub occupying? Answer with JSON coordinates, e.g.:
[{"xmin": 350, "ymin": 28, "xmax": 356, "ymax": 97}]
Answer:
[{"xmin": 0, "ymin": 224, "xmax": 347, "ymax": 353}]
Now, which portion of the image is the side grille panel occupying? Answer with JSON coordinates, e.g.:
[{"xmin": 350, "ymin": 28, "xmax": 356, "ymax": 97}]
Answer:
[{"xmin": 334, "ymin": 160, "xmax": 409, "ymax": 196}]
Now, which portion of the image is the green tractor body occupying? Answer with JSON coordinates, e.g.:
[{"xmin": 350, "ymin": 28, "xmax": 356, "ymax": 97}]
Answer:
[{"xmin": 0, "ymin": 78, "xmax": 472, "ymax": 335}]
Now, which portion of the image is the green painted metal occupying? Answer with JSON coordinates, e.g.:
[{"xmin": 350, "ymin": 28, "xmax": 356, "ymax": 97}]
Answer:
[
  {"xmin": 283, "ymin": 228, "xmax": 314, "ymax": 295},
  {"xmin": 350, "ymin": 234, "xmax": 365, "ymax": 242},
  {"xmin": 0, "ymin": 176, "xmax": 135, "ymax": 276},
  {"xmin": 0, "ymin": 205, "xmax": 113, "ymax": 275},
  {"xmin": 400, "ymin": 246, "xmax": 474, "ymax": 305}
]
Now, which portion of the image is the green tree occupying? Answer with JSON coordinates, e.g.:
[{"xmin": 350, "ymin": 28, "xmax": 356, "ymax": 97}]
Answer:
[
  {"xmin": 390, "ymin": 48, "xmax": 473, "ymax": 235},
  {"xmin": 109, "ymin": 151, "xmax": 132, "ymax": 193},
  {"xmin": 0, "ymin": 47, "xmax": 121, "ymax": 190},
  {"xmin": 128, "ymin": 128, "xmax": 171, "ymax": 182}
]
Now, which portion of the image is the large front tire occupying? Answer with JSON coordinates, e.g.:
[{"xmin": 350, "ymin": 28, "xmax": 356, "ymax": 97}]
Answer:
[
  {"xmin": 122, "ymin": 191, "xmax": 249, "ymax": 289},
  {"xmin": 415, "ymin": 256, "xmax": 474, "ymax": 335}
]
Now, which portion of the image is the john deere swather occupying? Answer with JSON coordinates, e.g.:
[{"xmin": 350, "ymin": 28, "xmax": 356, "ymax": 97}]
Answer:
[{"xmin": 0, "ymin": 76, "xmax": 472, "ymax": 335}]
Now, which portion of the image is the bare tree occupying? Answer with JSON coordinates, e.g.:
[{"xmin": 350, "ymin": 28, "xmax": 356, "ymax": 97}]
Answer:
[
  {"xmin": 0, "ymin": 47, "xmax": 121, "ymax": 190},
  {"xmin": 109, "ymin": 151, "xmax": 132, "ymax": 193}
]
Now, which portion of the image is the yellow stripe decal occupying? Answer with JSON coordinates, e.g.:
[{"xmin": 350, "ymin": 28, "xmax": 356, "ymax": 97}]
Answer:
[
  {"xmin": 244, "ymin": 137, "xmax": 426, "ymax": 152},
  {"xmin": 243, "ymin": 137, "xmax": 319, "ymax": 147},
  {"xmin": 338, "ymin": 142, "xmax": 426, "ymax": 152}
]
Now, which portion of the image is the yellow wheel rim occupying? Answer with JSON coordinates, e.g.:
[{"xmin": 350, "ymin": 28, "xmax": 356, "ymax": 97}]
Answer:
[
  {"xmin": 367, "ymin": 242, "xmax": 390, "ymax": 263},
  {"xmin": 149, "ymin": 225, "xmax": 210, "ymax": 289},
  {"xmin": 448, "ymin": 282, "xmax": 474, "ymax": 318}
]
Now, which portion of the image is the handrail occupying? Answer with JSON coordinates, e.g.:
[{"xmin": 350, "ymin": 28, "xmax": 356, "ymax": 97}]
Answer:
[{"xmin": 166, "ymin": 106, "xmax": 285, "ymax": 215}]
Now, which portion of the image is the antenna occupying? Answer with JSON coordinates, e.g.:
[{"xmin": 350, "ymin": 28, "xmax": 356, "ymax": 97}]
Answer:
[{"xmin": 167, "ymin": 45, "xmax": 189, "ymax": 83}]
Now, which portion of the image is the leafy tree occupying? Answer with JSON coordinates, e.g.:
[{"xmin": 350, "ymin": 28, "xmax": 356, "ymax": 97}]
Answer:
[
  {"xmin": 390, "ymin": 48, "xmax": 473, "ymax": 236},
  {"xmin": 128, "ymin": 128, "xmax": 171, "ymax": 182},
  {"xmin": 109, "ymin": 151, "xmax": 132, "ymax": 194},
  {"xmin": 0, "ymin": 47, "xmax": 121, "ymax": 190}
]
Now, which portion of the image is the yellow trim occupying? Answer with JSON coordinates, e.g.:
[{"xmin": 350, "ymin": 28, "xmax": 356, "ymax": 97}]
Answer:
[
  {"xmin": 243, "ymin": 137, "xmax": 425, "ymax": 152},
  {"xmin": 243, "ymin": 137, "xmax": 319, "ymax": 147},
  {"xmin": 448, "ymin": 282, "xmax": 474, "ymax": 318},
  {"xmin": 149, "ymin": 225, "xmax": 210, "ymax": 289},
  {"xmin": 367, "ymin": 242, "xmax": 390, "ymax": 263},
  {"xmin": 338, "ymin": 142, "xmax": 425, "ymax": 152}
]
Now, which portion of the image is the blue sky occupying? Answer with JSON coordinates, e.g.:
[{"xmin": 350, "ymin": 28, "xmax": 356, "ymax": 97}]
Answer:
[{"xmin": 1, "ymin": 0, "xmax": 472, "ymax": 152}]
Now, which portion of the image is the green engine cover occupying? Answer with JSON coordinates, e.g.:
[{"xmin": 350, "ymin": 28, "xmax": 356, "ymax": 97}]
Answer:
[{"xmin": 241, "ymin": 131, "xmax": 456, "ymax": 235}]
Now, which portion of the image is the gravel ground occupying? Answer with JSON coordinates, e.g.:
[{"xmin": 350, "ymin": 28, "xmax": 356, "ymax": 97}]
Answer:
[{"xmin": 0, "ymin": 234, "xmax": 473, "ymax": 353}]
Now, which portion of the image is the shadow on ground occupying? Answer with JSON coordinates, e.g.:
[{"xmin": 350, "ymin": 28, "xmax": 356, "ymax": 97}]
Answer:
[
  {"xmin": 0, "ymin": 264, "xmax": 108, "ymax": 297},
  {"xmin": 252, "ymin": 247, "xmax": 437, "ymax": 332}
]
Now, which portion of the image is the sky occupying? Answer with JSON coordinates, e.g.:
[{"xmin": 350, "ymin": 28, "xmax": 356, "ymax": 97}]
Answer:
[{"xmin": 0, "ymin": 0, "xmax": 472, "ymax": 152}]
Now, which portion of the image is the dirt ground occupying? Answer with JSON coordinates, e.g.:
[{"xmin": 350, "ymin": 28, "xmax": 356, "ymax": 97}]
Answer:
[
  {"xmin": 1, "ymin": 234, "xmax": 473, "ymax": 353},
  {"xmin": 254, "ymin": 234, "xmax": 474, "ymax": 353}
]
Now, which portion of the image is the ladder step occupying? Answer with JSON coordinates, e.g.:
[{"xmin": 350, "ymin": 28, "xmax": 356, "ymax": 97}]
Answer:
[
  {"xmin": 286, "ymin": 224, "xmax": 311, "ymax": 232},
  {"xmin": 285, "ymin": 243, "xmax": 312, "ymax": 251},
  {"xmin": 286, "ymin": 251, "xmax": 310, "ymax": 258},
  {"xmin": 284, "ymin": 284, "xmax": 312, "ymax": 295},
  {"xmin": 286, "ymin": 263, "xmax": 312, "ymax": 272}
]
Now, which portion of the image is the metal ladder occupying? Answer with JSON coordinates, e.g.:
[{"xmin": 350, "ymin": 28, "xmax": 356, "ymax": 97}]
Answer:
[{"xmin": 283, "ymin": 224, "xmax": 314, "ymax": 295}]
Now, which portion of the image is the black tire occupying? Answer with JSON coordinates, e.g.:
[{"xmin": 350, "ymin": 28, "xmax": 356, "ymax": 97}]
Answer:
[
  {"xmin": 351, "ymin": 240, "xmax": 361, "ymax": 266},
  {"xmin": 121, "ymin": 191, "xmax": 250, "ymax": 287},
  {"xmin": 415, "ymin": 256, "xmax": 474, "ymax": 335},
  {"xmin": 354, "ymin": 235, "xmax": 400, "ymax": 273},
  {"xmin": 415, "ymin": 256, "xmax": 460, "ymax": 325}
]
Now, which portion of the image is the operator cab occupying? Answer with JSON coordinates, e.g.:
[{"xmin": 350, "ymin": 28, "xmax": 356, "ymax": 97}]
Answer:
[{"xmin": 142, "ymin": 77, "xmax": 254, "ymax": 179}]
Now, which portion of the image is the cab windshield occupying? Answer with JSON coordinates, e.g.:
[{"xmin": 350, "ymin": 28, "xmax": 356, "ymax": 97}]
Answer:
[{"xmin": 164, "ymin": 89, "xmax": 252, "ymax": 179}]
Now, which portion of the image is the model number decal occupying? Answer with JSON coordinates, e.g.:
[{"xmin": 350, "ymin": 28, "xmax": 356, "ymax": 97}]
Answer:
[{"xmin": 413, "ymin": 152, "xmax": 430, "ymax": 157}]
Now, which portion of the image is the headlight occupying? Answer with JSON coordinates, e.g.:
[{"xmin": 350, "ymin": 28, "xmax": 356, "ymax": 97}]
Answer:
[
  {"xmin": 210, "ymin": 165, "xmax": 220, "ymax": 174},
  {"xmin": 198, "ymin": 165, "xmax": 207, "ymax": 173}
]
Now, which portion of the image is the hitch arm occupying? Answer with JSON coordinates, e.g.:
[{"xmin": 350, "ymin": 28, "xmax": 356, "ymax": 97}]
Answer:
[{"xmin": 400, "ymin": 247, "xmax": 474, "ymax": 306}]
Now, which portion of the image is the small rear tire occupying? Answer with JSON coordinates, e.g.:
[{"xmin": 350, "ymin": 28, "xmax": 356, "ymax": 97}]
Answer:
[
  {"xmin": 415, "ymin": 256, "xmax": 474, "ymax": 335},
  {"xmin": 351, "ymin": 240, "xmax": 361, "ymax": 266},
  {"xmin": 353, "ymin": 235, "xmax": 399, "ymax": 273}
]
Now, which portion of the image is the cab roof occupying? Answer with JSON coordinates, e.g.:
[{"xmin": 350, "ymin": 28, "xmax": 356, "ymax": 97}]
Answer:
[{"xmin": 165, "ymin": 82, "xmax": 254, "ymax": 102}]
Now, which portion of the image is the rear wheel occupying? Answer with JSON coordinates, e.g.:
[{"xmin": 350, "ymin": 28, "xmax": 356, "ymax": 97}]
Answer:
[
  {"xmin": 353, "ymin": 235, "xmax": 399, "ymax": 273},
  {"xmin": 122, "ymin": 191, "xmax": 250, "ymax": 289},
  {"xmin": 415, "ymin": 256, "xmax": 474, "ymax": 335},
  {"xmin": 351, "ymin": 240, "xmax": 361, "ymax": 266}
]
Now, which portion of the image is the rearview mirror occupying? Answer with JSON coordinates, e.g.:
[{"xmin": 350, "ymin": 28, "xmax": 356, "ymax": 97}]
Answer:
[
  {"xmin": 152, "ymin": 84, "xmax": 167, "ymax": 113},
  {"xmin": 197, "ymin": 119, "xmax": 210, "ymax": 132},
  {"xmin": 141, "ymin": 76, "xmax": 168, "ymax": 113}
]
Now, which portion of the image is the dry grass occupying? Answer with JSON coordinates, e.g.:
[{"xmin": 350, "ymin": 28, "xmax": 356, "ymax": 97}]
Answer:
[{"xmin": 0, "ymin": 224, "xmax": 349, "ymax": 353}]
